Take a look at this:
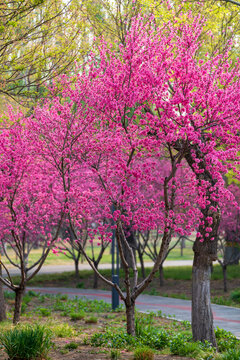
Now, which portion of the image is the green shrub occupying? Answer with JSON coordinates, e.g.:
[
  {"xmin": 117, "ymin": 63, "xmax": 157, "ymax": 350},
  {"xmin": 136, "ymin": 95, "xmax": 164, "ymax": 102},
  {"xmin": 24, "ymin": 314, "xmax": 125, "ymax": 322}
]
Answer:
[
  {"xmin": 70, "ymin": 311, "xmax": 85, "ymax": 321},
  {"xmin": 169, "ymin": 334, "xmax": 201, "ymax": 357},
  {"xmin": 52, "ymin": 323, "xmax": 76, "ymax": 338},
  {"xmin": 64, "ymin": 341, "xmax": 78, "ymax": 350},
  {"xmin": 215, "ymin": 327, "xmax": 239, "ymax": 352},
  {"xmin": 110, "ymin": 349, "xmax": 121, "ymax": 359},
  {"xmin": 133, "ymin": 346, "xmax": 154, "ymax": 360},
  {"xmin": 90, "ymin": 331, "xmax": 137, "ymax": 348},
  {"xmin": 85, "ymin": 316, "xmax": 98, "ymax": 324},
  {"xmin": 27, "ymin": 290, "xmax": 38, "ymax": 297},
  {"xmin": 4, "ymin": 291, "xmax": 15, "ymax": 300},
  {"xmin": 59, "ymin": 294, "xmax": 68, "ymax": 301},
  {"xmin": 21, "ymin": 302, "xmax": 27, "ymax": 314},
  {"xmin": 0, "ymin": 324, "xmax": 52, "ymax": 360},
  {"xmin": 221, "ymin": 348, "xmax": 240, "ymax": 359},
  {"xmin": 76, "ymin": 282, "xmax": 84, "ymax": 288},
  {"xmin": 230, "ymin": 289, "xmax": 240, "ymax": 303},
  {"xmin": 38, "ymin": 308, "xmax": 51, "ymax": 317}
]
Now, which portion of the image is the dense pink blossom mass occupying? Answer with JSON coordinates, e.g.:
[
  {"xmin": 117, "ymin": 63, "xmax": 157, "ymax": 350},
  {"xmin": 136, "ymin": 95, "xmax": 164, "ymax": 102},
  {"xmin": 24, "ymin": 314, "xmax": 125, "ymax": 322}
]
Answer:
[{"xmin": 1, "ymin": 13, "xmax": 240, "ymax": 336}]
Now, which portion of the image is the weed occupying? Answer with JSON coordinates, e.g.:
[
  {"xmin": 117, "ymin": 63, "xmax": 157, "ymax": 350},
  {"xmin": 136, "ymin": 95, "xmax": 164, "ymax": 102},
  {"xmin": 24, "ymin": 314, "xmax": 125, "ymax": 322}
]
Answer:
[
  {"xmin": 4, "ymin": 291, "xmax": 15, "ymax": 300},
  {"xmin": 221, "ymin": 348, "xmax": 240, "ymax": 359},
  {"xmin": 38, "ymin": 308, "xmax": 51, "ymax": 317},
  {"xmin": 64, "ymin": 341, "xmax": 78, "ymax": 350},
  {"xmin": 76, "ymin": 282, "xmax": 84, "ymax": 288},
  {"xmin": 85, "ymin": 316, "xmax": 98, "ymax": 324},
  {"xmin": 70, "ymin": 311, "xmax": 85, "ymax": 321},
  {"xmin": 215, "ymin": 327, "xmax": 240, "ymax": 352},
  {"xmin": 51, "ymin": 323, "xmax": 76, "ymax": 338},
  {"xmin": 0, "ymin": 324, "xmax": 52, "ymax": 360},
  {"xmin": 133, "ymin": 346, "xmax": 154, "ymax": 360},
  {"xmin": 110, "ymin": 349, "xmax": 121, "ymax": 359}
]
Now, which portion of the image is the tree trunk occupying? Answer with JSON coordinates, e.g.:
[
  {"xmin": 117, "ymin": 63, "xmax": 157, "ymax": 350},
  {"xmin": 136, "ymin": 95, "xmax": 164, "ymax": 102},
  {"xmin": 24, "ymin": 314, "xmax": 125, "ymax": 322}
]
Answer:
[
  {"xmin": 93, "ymin": 265, "xmax": 98, "ymax": 289},
  {"xmin": 13, "ymin": 287, "xmax": 24, "ymax": 324},
  {"xmin": 192, "ymin": 249, "xmax": 217, "ymax": 347},
  {"xmin": 74, "ymin": 258, "xmax": 79, "ymax": 278},
  {"xmin": 0, "ymin": 265, "xmax": 6, "ymax": 321},
  {"xmin": 125, "ymin": 300, "xmax": 135, "ymax": 336},
  {"xmin": 138, "ymin": 251, "xmax": 145, "ymax": 278},
  {"xmin": 159, "ymin": 263, "xmax": 164, "ymax": 287},
  {"xmin": 223, "ymin": 264, "xmax": 227, "ymax": 293},
  {"xmin": 180, "ymin": 238, "xmax": 185, "ymax": 257}
]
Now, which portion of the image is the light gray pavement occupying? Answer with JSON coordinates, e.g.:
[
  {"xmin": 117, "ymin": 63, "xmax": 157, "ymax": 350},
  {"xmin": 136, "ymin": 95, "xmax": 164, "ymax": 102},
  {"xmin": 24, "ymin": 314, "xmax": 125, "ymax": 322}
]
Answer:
[
  {"xmin": 2, "ymin": 260, "xmax": 194, "ymax": 276},
  {"xmin": 26, "ymin": 286, "xmax": 240, "ymax": 338}
]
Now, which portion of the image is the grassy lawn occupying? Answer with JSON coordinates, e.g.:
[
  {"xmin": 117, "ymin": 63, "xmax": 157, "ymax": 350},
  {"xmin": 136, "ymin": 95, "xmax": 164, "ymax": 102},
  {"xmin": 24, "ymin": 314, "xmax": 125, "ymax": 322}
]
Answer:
[
  {"xmin": 2, "ymin": 239, "xmax": 194, "ymax": 267},
  {"xmin": 0, "ymin": 291, "xmax": 239, "ymax": 360}
]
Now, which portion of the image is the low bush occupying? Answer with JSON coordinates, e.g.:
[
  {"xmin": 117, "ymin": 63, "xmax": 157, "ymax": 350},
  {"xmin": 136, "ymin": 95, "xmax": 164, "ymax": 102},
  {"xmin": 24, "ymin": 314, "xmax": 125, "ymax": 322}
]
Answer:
[
  {"xmin": 38, "ymin": 308, "xmax": 51, "ymax": 317},
  {"xmin": 0, "ymin": 324, "xmax": 52, "ymax": 360},
  {"xmin": 221, "ymin": 348, "xmax": 240, "ymax": 359},
  {"xmin": 230, "ymin": 289, "xmax": 240, "ymax": 303},
  {"xmin": 215, "ymin": 327, "xmax": 240, "ymax": 352},
  {"xmin": 64, "ymin": 341, "xmax": 78, "ymax": 350},
  {"xmin": 85, "ymin": 316, "xmax": 98, "ymax": 324},
  {"xmin": 70, "ymin": 311, "xmax": 85, "ymax": 321}
]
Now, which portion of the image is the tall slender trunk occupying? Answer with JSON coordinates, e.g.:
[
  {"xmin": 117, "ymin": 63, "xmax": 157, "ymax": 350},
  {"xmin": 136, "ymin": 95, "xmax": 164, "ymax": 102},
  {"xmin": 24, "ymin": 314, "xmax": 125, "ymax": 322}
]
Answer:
[
  {"xmin": 0, "ymin": 265, "xmax": 6, "ymax": 321},
  {"xmin": 13, "ymin": 287, "xmax": 24, "ymax": 324},
  {"xmin": 159, "ymin": 263, "xmax": 164, "ymax": 287},
  {"xmin": 93, "ymin": 264, "xmax": 98, "ymax": 289},
  {"xmin": 125, "ymin": 300, "xmax": 135, "ymax": 336},
  {"xmin": 74, "ymin": 258, "xmax": 79, "ymax": 278},
  {"xmin": 223, "ymin": 264, "xmax": 227, "ymax": 293},
  {"xmin": 138, "ymin": 250, "xmax": 145, "ymax": 278}
]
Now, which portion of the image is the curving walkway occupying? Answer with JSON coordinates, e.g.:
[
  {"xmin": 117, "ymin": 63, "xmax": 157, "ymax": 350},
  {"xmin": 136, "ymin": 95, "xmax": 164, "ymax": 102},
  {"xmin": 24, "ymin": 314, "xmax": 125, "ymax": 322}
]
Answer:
[{"xmin": 26, "ymin": 286, "xmax": 240, "ymax": 338}]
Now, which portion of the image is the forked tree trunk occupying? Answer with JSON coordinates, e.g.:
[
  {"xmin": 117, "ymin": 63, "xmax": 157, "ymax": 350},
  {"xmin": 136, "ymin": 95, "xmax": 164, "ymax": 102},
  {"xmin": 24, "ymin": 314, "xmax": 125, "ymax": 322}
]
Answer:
[
  {"xmin": 159, "ymin": 263, "xmax": 164, "ymax": 287},
  {"xmin": 0, "ymin": 265, "xmax": 6, "ymax": 321},
  {"xmin": 125, "ymin": 300, "xmax": 135, "ymax": 336},
  {"xmin": 13, "ymin": 287, "xmax": 24, "ymax": 324}
]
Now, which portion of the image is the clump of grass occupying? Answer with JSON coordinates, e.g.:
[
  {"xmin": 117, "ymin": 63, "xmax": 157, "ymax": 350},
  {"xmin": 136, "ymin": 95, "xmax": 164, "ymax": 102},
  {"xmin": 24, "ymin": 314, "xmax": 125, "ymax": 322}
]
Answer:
[
  {"xmin": 0, "ymin": 324, "xmax": 52, "ymax": 360},
  {"xmin": 133, "ymin": 346, "xmax": 154, "ymax": 360},
  {"xmin": 38, "ymin": 308, "xmax": 51, "ymax": 317},
  {"xmin": 51, "ymin": 323, "xmax": 76, "ymax": 338},
  {"xmin": 221, "ymin": 348, "xmax": 240, "ymax": 359},
  {"xmin": 64, "ymin": 341, "xmax": 78, "ymax": 350},
  {"xmin": 110, "ymin": 349, "xmax": 121, "ymax": 359},
  {"xmin": 85, "ymin": 316, "xmax": 98, "ymax": 324},
  {"xmin": 70, "ymin": 311, "xmax": 85, "ymax": 321}
]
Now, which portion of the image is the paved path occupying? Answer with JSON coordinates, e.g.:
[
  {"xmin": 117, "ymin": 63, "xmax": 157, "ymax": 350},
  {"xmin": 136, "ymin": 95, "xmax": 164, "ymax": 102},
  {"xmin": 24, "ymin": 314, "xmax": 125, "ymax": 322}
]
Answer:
[
  {"xmin": 3, "ymin": 260, "xmax": 194, "ymax": 276},
  {"xmin": 26, "ymin": 286, "xmax": 240, "ymax": 338}
]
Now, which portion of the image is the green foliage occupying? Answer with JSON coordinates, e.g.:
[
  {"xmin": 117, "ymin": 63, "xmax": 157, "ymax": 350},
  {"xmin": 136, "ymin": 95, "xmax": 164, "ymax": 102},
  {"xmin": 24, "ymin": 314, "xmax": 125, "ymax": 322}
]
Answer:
[
  {"xmin": 0, "ymin": 324, "xmax": 52, "ymax": 360},
  {"xmin": 230, "ymin": 289, "xmax": 240, "ymax": 303},
  {"xmin": 37, "ymin": 308, "xmax": 51, "ymax": 317},
  {"xmin": 70, "ymin": 311, "xmax": 85, "ymax": 321},
  {"xmin": 169, "ymin": 334, "xmax": 213, "ymax": 357},
  {"xmin": 220, "ymin": 348, "xmax": 240, "ymax": 360},
  {"xmin": 64, "ymin": 341, "xmax": 78, "ymax": 350},
  {"xmin": 215, "ymin": 327, "xmax": 240, "ymax": 352},
  {"xmin": 4, "ymin": 291, "xmax": 15, "ymax": 300},
  {"xmin": 133, "ymin": 347, "xmax": 154, "ymax": 360},
  {"xmin": 76, "ymin": 282, "xmax": 85, "ymax": 288},
  {"xmin": 90, "ymin": 330, "xmax": 138, "ymax": 349},
  {"xmin": 52, "ymin": 323, "xmax": 76, "ymax": 338},
  {"xmin": 53, "ymin": 296, "xmax": 111, "ymax": 315},
  {"xmin": 110, "ymin": 349, "xmax": 121, "ymax": 359},
  {"xmin": 85, "ymin": 316, "xmax": 98, "ymax": 324}
]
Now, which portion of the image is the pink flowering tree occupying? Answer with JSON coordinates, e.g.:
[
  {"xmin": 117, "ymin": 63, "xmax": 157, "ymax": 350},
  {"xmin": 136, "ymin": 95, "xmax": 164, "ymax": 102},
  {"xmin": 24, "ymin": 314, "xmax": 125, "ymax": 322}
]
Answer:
[{"xmin": 0, "ymin": 112, "xmax": 65, "ymax": 323}]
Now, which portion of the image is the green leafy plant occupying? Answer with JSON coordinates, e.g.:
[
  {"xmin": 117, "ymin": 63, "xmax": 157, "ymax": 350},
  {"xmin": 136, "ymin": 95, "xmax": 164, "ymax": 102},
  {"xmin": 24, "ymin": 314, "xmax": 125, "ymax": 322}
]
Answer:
[
  {"xmin": 85, "ymin": 316, "xmax": 98, "ymax": 324},
  {"xmin": 221, "ymin": 348, "xmax": 240, "ymax": 359},
  {"xmin": 38, "ymin": 308, "xmax": 51, "ymax": 317},
  {"xmin": 0, "ymin": 324, "xmax": 52, "ymax": 360},
  {"xmin": 76, "ymin": 282, "xmax": 84, "ymax": 288},
  {"xmin": 64, "ymin": 341, "xmax": 78, "ymax": 350},
  {"xmin": 110, "ymin": 349, "xmax": 121, "ymax": 359},
  {"xmin": 52, "ymin": 323, "xmax": 76, "ymax": 338},
  {"xmin": 230, "ymin": 289, "xmax": 240, "ymax": 303},
  {"xmin": 70, "ymin": 311, "xmax": 85, "ymax": 321},
  {"xmin": 133, "ymin": 346, "xmax": 154, "ymax": 360},
  {"xmin": 215, "ymin": 327, "xmax": 240, "ymax": 352}
]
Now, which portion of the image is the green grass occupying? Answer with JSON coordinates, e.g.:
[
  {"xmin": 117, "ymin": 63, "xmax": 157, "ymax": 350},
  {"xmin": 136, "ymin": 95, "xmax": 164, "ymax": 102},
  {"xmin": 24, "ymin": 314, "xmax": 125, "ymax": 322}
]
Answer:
[
  {"xmin": 13, "ymin": 264, "xmax": 240, "ymax": 288},
  {"xmin": 2, "ymin": 239, "xmax": 194, "ymax": 267}
]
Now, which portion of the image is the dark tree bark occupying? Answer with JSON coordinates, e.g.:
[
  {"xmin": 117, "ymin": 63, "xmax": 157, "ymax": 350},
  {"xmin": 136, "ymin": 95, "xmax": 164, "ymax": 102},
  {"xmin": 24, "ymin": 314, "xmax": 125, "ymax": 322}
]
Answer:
[
  {"xmin": 13, "ymin": 287, "xmax": 24, "ymax": 324},
  {"xmin": 74, "ymin": 258, "xmax": 79, "ymax": 278},
  {"xmin": 0, "ymin": 265, "xmax": 6, "ymax": 321},
  {"xmin": 159, "ymin": 263, "xmax": 164, "ymax": 287},
  {"xmin": 125, "ymin": 300, "xmax": 135, "ymax": 336},
  {"xmin": 223, "ymin": 264, "xmax": 227, "ymax": 293},
  {"xmin": 138, "ymin": 249, "xmax": 145, "ymax": 278},
  {"xmin": 93, "ymin": 265, "xmax": 99, "ymax": 289}
]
